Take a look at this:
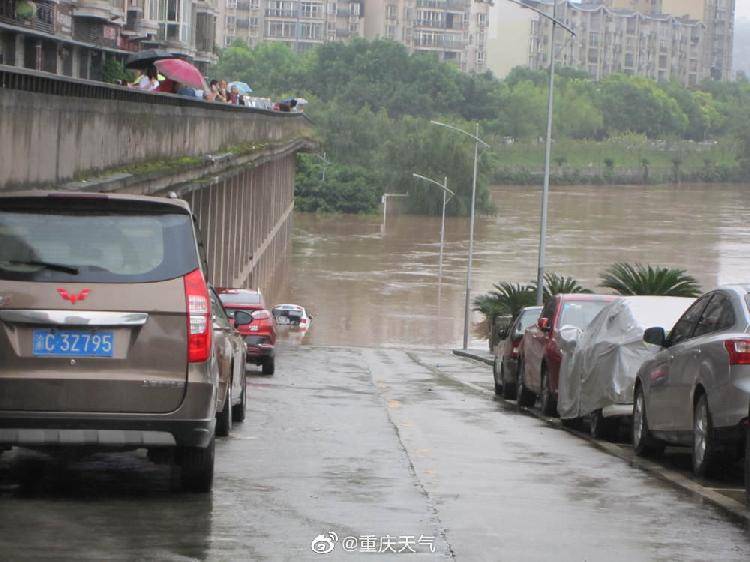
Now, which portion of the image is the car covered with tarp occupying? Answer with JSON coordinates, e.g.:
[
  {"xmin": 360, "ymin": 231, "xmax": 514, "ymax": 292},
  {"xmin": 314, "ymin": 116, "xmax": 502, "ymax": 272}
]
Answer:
[{"xmin": 557, "ymin": 296, "xmax": 695, "ymax": 435}]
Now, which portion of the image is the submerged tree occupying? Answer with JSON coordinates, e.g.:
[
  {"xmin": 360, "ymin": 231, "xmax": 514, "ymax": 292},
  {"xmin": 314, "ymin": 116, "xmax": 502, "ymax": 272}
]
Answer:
[{"xmin": 600, "ymin": 263, "xmax": 701, "ymax": 297}]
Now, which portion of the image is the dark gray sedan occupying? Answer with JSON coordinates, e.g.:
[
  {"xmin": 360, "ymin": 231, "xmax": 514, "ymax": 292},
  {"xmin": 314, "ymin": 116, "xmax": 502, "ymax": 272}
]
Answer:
[{"xmin": 633, "ymin": 285, "xmax": 750, "ymax": 477}]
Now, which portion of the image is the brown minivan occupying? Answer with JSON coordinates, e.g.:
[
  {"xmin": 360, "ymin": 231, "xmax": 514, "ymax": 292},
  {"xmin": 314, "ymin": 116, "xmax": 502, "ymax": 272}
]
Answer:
[{"xmin": 0, "ymin": 192, "xmax": 219, "ymax": 492}]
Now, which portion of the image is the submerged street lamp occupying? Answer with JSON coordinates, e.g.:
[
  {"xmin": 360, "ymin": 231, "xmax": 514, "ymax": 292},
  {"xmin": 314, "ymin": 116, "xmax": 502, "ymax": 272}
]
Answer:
[
  {"xmin": 505, "ymin": 0, "xmax": 576, "ymax": 305},
  {"xmin": 430, "ymin": 121, "xmax": 489, "ymax": 350},
  {"xmin": 412, "ymin": 173, "xmax": 454, "ymax": 282}
]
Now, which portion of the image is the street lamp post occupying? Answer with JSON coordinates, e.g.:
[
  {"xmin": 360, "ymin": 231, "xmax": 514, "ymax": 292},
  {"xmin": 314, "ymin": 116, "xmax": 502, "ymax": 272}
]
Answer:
[
  {"xmin": 430, "ymin": 120, "xmax": 489, "ymax": 350},
  {"xmin": 413, "ymin": 173, "xmax": 454, "ymax": 282},
  {"xmin": 381, "ymin": 192, "xmax": 408, "ymax": 234},
  {"xmin": 505, "ymin": 0, "xmax": 575, "ymax": 305}
]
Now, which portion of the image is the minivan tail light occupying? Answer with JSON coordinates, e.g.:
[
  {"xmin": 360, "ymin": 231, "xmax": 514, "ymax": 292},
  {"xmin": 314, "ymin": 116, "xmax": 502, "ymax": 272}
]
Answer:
[
  {"xmin": 253, "ymin": 310, "xmax": 271, "ymax": 321},
  {"xmin": 723, "ymin": 339, "xmax": 750, "ymax": 365},
  {"xmin": 184, "ymin": 268, "xmax": 211, "ymax": 363}
]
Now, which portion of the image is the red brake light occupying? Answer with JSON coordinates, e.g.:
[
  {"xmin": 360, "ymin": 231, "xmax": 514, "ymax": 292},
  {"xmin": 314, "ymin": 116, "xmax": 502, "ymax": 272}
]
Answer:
[
  {"xmin": 184, "ymin": 268, "xmax": 211, "ymax": 363},
  {"xmin": 724, "ymin": 339, "xmax": 750, "ymax": 365},
  {"xmin": 253, "ymin": 310, "xmax": 271, "ymax": 321}
]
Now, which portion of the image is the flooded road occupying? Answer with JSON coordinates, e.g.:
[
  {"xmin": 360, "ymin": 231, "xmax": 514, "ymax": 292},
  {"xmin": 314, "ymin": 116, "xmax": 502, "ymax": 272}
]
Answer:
[{"xmin": 280, "ymin": 183, "xmax": 750, "ymax": 348}]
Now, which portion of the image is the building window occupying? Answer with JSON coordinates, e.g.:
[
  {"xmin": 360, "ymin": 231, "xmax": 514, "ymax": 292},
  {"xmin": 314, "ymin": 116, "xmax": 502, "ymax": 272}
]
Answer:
[
  {"xmin": 386, "ymin": 4, "xmax": 397, "ymax": 19},
  {"xmin": 301, "ymin": 2, "xmax": 323, "ymax": 19}
]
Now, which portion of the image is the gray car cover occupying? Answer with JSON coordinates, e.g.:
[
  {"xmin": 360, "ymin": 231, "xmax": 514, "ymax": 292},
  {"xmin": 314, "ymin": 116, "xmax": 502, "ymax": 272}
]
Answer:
[{"xmin": 557, "ymin": 296, "xmax": 695, "ymax": 420}]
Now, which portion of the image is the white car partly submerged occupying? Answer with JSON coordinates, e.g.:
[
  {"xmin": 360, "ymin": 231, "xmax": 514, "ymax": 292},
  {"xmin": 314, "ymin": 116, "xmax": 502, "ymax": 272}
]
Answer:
[{"xmin": 272, "ymin": 304, "xmax": 312, "ymax": 331}]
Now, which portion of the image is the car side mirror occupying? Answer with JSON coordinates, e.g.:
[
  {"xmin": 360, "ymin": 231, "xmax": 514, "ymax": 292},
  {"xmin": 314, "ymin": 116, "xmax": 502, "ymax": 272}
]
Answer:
[
  {"xmin": 643, "ymin": 327, "xmax": 667, "ymax": 347},
  {"xmin": 537, "ymin": 317, "xmax": 550, "ymax": 331},
  {"xmin": 234, "ymin": 311, "xmax": 253, "ymax": 326}
]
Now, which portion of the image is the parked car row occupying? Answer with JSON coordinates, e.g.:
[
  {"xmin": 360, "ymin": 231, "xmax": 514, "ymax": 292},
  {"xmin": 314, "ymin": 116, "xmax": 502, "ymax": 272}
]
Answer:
[
  {"xmin": 0, "ymin": 191, "xmax": 285, "ymax": 494},
  {"xmin": 492, "ymin": 289, "xmax": 750, "ymax": 494}
]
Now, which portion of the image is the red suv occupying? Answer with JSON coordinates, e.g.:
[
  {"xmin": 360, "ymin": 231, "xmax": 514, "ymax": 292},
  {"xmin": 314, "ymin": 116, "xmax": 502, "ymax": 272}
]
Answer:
[
  {"xmin": 517, "ymin": 294, "xmax": 616, "ymax": 415},
  {"xmin": 216, "ymin": 288, "xmax": 277, "ymax": 375}
]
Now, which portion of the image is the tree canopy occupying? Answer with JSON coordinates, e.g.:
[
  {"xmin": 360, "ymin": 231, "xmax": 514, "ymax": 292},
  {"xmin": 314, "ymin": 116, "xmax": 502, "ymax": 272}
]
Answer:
[{"xmin": 212, "ymin": 39, "xmax": 750, "ymax": 214}]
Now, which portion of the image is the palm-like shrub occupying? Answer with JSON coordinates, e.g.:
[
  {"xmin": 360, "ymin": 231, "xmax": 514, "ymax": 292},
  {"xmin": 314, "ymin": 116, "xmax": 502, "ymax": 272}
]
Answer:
[
  {"xmin": 600, "ymin": 263, "xmax": 701, "ymax": 297},
  {"xmin": 473, "ymin": 282, "xmax": 536, "ymax": 322},
  {"xmin": 533, "ymin": 272, "xmax": 592, "ymax": 300}
]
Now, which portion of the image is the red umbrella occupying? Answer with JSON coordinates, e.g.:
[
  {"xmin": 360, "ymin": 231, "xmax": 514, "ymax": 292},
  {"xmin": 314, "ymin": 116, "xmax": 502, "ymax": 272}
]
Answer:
[{"xmin": 154, "ymin": 59, "xmax": 207, "ymax": 90}]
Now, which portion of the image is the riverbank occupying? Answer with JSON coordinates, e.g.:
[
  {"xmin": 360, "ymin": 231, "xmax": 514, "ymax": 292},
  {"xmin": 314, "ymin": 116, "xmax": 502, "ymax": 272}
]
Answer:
[{"xmin": 489, "ymin": 137, "xmax": 741, "ymax": 185}]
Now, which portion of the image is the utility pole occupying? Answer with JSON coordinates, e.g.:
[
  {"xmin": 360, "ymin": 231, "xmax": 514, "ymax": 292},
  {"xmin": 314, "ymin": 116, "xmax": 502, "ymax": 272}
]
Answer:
[
  {"xmin": 430, "ymin": 121, "xmax": 489, "ymax": 350},
  {"xmin": 505, "ymin": 0, "xmax": 576, "ymax": 305}
]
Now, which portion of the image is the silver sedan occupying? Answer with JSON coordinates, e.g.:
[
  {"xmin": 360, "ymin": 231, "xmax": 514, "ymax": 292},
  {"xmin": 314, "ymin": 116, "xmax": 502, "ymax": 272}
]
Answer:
[{"xmin": 633, "ymin": 285, "xmax": 750, "ymax": 477}]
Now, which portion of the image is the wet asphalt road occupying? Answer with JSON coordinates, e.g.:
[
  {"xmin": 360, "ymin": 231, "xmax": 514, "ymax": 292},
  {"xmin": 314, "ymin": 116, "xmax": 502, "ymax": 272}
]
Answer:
[{"xmin": 1, "ymin": 346, "xmax": 749, "ymax": 561}]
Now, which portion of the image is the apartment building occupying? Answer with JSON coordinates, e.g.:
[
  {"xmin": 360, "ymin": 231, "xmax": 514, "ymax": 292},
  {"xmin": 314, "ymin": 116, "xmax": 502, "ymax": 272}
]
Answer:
[
  {"xmin": 661, "ymin": 0, "xmax": 735, "ymax": 80},
  {"xmin": 605, "ymin": 0, "xmax": 734, "ymax": 80},
  {"xmin": 218, "ymin": 1, "xmax": 365, "ymax": 51},
  {"xmin": 363, "ymin": 0, "xmax": 493, "ymax": 72},
  {"xmin": 0, "ymin": 0, "xmax": 218, "ymax": 78},
  {"xmin": 528, "ymin": 1, "xmax": 708, "ymax": 86}
]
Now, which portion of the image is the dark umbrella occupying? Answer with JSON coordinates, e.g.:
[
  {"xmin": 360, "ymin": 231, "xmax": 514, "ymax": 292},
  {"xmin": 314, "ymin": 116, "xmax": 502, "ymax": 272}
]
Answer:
[{"xmin": 125, "ymin": 49, "xmax": 181, "ymax": 69}]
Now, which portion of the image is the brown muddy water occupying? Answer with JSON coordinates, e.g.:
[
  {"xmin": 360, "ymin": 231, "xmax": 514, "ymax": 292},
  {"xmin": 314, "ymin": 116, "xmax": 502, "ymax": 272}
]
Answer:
[{"xmin": 275, "ymin": 183, "xmax": 750, "ymax": 348}]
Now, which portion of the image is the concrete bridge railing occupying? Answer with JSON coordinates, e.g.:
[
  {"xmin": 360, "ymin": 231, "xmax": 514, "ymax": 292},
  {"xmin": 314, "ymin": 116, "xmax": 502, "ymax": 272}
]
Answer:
[
  {"xmin": 0, "ymin": 66, "xmax": 315, "ymax": 302},
  {"xmin": 0, "ymin": 65, "xmax": 313, "ymax": 191}
]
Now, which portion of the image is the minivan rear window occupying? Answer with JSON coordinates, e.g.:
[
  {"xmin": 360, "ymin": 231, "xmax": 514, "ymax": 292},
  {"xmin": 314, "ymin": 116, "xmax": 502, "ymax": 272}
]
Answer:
[{"xmin": 0, "ymin": 210, "xmax": 199, "ymax": 283}]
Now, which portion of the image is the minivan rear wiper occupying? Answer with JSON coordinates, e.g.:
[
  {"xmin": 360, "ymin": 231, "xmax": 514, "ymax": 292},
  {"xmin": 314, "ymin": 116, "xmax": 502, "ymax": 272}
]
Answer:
[{"xmin": 1, "ymin": 260, "xmax": 79, "ymax": 275}]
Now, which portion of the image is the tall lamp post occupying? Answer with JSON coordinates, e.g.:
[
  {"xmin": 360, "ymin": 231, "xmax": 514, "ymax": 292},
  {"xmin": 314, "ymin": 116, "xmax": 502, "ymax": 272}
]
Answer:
[
  {"xmin": 430, "ymin": 120, "xmax": 489, "ymax": 350},
  {"xmin": 413, "ymin": 173, "xmax": 454, "ymax": 281},
  {"xmin": 506, "ymin": 0, "xmax": 575, "ymax": 304}
]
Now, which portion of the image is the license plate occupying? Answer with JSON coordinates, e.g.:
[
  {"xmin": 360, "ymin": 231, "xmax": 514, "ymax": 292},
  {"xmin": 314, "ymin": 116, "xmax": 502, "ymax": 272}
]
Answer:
[{"xmin": 32, "ymin": 329, "xmax": 114, "ymax": 358}]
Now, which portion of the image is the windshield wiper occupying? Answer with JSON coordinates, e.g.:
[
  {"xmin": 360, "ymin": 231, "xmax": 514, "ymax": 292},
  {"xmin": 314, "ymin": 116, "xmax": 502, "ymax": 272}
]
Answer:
[{"xmin": 1, "ymin": 260, "xmax": 79, "ymax": 275}]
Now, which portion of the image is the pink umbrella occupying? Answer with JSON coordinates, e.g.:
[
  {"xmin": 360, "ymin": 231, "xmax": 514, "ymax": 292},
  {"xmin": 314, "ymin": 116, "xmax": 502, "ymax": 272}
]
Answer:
[{"xmin": 154, "ymin": 58, "xmax": 207, "ymax": 90}]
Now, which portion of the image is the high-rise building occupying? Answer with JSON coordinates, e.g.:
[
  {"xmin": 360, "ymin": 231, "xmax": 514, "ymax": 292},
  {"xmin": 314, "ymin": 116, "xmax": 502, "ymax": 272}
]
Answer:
[
  {"xmin": 363, "ymin": 0, "xmax": 494, "ymax": 73},
  {"xmin": 528, "ymin": 1, "xmax": 709, "ymax": 86},
  {"xmin": 0, "ymin": 0, "xmax": 218, "ymax": 78},
  {"xmin": 218, "ymin": 1, "xmax": 365, "ymax": 51},
  {"xmin": 661, "ymin": 0, "xmax": 735, "ymax": 80}
]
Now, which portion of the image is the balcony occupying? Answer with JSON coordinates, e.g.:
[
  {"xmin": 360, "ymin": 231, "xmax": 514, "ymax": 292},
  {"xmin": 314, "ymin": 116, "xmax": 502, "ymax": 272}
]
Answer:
[
  {"xmin": 72, "ymin": 0, "xmax": 125, "ymax": 22},
  {"xmin": 0, "ymin": 0, "xmax": 56, "ymax": 35},
  {"xmin": 415, "ymin": 0, "xmax": 469, "ymax": 11},
  {"xmin": 414, "ymin": 19, "xmax": 467, "ymax": 31},
  {"xmin": 266, "ymin": 9, "xmax": 296, "ymax": 18}
]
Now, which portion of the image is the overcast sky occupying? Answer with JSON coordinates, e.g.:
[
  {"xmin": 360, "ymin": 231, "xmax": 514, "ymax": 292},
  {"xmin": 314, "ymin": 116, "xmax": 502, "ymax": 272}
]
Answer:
[{"xmin": 738, "ymin": 3, "xmax": 750, "ymax": 20}]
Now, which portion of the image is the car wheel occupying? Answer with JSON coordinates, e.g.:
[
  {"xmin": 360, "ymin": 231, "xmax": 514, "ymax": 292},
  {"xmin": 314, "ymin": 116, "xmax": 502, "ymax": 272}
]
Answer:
[
  {"xmin": 178, "ymin": 437, "xmax": 215, "ymax": 493},
  {"xmin": 693, "ymin": 393, "xmax": 719, "ymax": 477},
  {"xmin": 502, "ymin": 365, "xmax": 517, "ymax": 400},
  {"xmin": 590, "ymin": 409, "xmax": 617, "ymax": 441},
  {"xmin": 516, "ymin": 361, "xmax": 535, "ymax": 408},
  {"xmin": 232, "ymin": 373, "xmax": 247, "ymax": 423},
  {"xmin": 493, "ymin": 358, "xmax": 503, "ymax": 395},
  {"xmin": 561, "ymin": 417, "xmax": 583, "ymax": 430},
  {"xmin": 540, "ymin": 365, "xmax": 558, "ymax": 417},
  {"xmin": 632, "ymin": 384, "xmax": 664, "ymax": 457},
  {"xmin": 262, "ymin": 357, "xmax": 275, "ymax": 375},
  {"xmin": 216, "ymin": 384, "xmax": 232, "ymax": 437}
]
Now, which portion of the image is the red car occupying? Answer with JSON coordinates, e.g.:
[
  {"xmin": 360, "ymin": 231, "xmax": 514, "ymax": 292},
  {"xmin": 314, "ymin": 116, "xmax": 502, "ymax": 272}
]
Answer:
[
  {"xmin": 517, "ymin": 294, "xmax": 616, "ymax": 415},
  {"xmin": 216, "ymin": 288, "xmax": 277, "ymax": 375}
]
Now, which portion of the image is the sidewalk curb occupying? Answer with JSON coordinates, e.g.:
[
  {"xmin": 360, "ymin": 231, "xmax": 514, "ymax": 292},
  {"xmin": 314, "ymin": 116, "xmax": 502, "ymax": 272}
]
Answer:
[
  {"xmin": 452, "ymin": 349, "xmax": 494, "ymax": 366},
  {"xmin": 454, "ymin": 349, "xmax": 750, "ymax": 523}
]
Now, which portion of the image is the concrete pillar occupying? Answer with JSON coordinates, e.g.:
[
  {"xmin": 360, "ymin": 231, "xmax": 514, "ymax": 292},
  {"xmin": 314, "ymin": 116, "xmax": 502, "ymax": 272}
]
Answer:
[{"xmin": 14, "ymin": 34, "xmax": 23, "ymax": 67}]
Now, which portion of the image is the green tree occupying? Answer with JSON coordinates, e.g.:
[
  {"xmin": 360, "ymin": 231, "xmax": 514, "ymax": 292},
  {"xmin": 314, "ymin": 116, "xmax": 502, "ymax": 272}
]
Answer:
[
  {"xmin": 600, "ymin": 263, "xmax": 701, "ymax": 297},
  {"xmin": 597, "ymin": 75, "xmax": 688, "ymax": 138}
]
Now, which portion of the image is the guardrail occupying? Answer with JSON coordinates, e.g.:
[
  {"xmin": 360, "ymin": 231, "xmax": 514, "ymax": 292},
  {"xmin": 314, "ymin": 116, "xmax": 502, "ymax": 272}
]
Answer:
[{"xmin": 0, "ymin": 64, "xmax": 307, "ymax": 119}]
